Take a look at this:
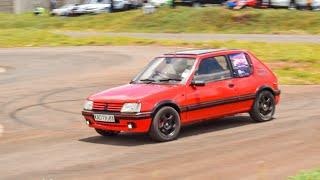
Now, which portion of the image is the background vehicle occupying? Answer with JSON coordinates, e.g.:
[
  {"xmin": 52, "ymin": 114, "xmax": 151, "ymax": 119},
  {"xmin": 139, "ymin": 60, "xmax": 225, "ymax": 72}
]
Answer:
[
  {"xmin": 51, "ymin": 4, "xmax": 79, "ymax": 16},
  {"xmin": 175, "ymin": 0, "xmax": 225, "ymax": 7},
  {"xmin": 73, "ymin": 0, "xmax": 111, "ymax": 15},
  {"xmin": 113, "ymin": 0, "xmax": 143, "ymax": 10},
  {"xmin": 149, "ymin": 0, "xmax": 168, "ymax": 6},
  {"xmin": 73, "ymin": 0, "xmax": 141, "ymax": 14},
  {"xmin": 270, "ymin": 0, "xmax": 320, "ymax": 9},
  {"xmin": 243, "ymin": 0, "xmax": 271, "ymax": 8}
]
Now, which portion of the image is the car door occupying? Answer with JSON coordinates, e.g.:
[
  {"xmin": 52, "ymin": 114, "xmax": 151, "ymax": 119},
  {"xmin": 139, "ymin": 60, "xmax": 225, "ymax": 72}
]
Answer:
[
  {"xmin": 227, "ymin": 52, "xmax": 258, "ymax": 112},
  {"xmin": 185, "ymin": 55, "xmax": 239, "ymax": 123}
]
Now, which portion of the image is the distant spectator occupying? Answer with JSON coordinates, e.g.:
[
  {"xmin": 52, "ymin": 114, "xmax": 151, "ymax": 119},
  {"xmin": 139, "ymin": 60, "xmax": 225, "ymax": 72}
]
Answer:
[
  {"xmin": 110, "ymin": 0, "xmax": 114, "ymax": 12},
  {"xmin": 33, "ymin": 7, "xmax": 46, "ymax": 16},
  {"xmin": 226, "ymin": 0, "xmax": 247, "ymax": 9},
  {"xmin": 50, "ymin": 0, "xmax": 57, "ymax": 11},
  {"xmin": 226, "ymin": 0, "xmax": 237, "ymax": 8},
  {"xmin": 234, "ymin": 0, "xmax": 247, "ymax": 9}
]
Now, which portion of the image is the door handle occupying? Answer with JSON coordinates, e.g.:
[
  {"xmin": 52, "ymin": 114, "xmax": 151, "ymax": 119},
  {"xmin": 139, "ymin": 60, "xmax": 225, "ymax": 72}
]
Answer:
[{"xmin": 228, "ymin": 83, "xmax": 235, "ymax": 88}]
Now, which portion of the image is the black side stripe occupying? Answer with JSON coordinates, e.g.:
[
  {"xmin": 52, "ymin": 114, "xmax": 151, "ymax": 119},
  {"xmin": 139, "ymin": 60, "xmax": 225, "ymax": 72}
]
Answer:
[{"xmin": 181, "ymin": 93, "xmax": 256, "ymax": 112}]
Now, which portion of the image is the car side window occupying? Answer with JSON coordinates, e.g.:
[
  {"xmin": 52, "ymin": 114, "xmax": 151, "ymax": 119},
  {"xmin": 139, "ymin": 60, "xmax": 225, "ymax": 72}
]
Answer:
[
  {"xmin": 228, "ymin": 53, "xmax": 252, "ymax": 78},
  {"xmin": 194, "ymin": 56, "xmax": 232, "ymax": 82}
]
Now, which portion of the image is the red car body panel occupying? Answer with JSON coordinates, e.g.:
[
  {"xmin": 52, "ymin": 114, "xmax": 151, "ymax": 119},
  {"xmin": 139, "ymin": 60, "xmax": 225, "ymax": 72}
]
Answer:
[
  {"xmin": 246, "ymin": 0, "xmax": 257, "ymax": 7},
  {"xmin": 83, "ymin": 112, "xmax": 152, "ymax": 132},
  {"xmin": 82, "ymin": 49, "xmax": 280, "ymax": 133}
]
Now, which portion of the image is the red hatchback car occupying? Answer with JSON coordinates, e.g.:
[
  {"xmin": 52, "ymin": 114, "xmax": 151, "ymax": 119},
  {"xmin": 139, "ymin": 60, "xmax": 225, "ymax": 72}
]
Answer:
[{"xmin": 82, "ymin": 49, "xmax": 280, "ymax": 142}]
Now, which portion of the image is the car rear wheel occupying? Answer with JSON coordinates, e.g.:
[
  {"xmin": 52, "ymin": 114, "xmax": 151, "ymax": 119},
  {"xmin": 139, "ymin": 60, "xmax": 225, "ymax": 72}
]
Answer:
[
  {"xmin": 95, "ymin": 128, "xmax": 120, "ymax": 136},
  {"xmin": 250, "ymin": 91, "xmax": 275, "ymax": 122},
  {"xmin": 149, "ymin": 106, "xmax": 181, "ymax": 142}
]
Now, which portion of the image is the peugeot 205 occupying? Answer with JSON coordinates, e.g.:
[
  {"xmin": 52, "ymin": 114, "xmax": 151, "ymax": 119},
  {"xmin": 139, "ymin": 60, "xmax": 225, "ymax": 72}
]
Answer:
[{"xmin": 82, "ymin": 49, "xmax": 280, "ymax": 142}]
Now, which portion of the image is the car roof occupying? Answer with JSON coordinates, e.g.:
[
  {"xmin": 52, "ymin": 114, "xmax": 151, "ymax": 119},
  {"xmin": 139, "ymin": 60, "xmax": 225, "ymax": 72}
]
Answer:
[{"xmin": 165, "ymin": 48, "xmax": 230, "ymax": 56}]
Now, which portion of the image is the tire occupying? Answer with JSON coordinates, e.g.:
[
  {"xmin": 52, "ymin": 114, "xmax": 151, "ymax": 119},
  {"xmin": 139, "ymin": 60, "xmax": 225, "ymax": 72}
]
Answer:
[
  {"xmin": 250, "ymin": 91, "xmax": 276, "ymax": 122},
  {"xmin": 149, "ymin": 106, "xmax": 181, "ymax": 142},
  {"xmin": 95, "ymin": 128, "xmax": 120, "ymax": 136}
]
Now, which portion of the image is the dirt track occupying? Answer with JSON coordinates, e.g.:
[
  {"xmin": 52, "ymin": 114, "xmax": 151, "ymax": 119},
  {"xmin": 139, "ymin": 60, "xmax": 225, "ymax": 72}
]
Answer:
[{"xmin": 0, "ymin": 46, "xmax": 319, "ymax": 180}]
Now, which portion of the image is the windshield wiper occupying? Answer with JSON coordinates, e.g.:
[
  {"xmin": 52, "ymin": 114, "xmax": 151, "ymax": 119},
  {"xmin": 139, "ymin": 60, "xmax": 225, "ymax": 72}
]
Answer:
[
  {"xmin": 139, "ymin": 78, "xmax": 156, "ymax": 84},
  {"xmin": 159, "ymin": 78, "xmax": 182, "ymax": 82}
]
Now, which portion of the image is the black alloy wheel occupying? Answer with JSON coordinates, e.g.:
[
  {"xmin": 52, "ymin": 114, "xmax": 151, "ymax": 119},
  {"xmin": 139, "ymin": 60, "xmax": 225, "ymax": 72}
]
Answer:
[
  {"xmin": 250, "ymin": 91, "xmax": 276, "ymax": 122},
  {"xmin": 149, "ymin": 106, "xmax": 181, "ymax": 142}
]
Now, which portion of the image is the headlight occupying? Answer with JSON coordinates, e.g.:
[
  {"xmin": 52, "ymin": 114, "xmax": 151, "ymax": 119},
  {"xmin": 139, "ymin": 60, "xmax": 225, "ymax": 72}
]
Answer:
[
  {"xmin": 84, "ymin": 100, "xmax": 93, "ymax": 110},
  {"xmin": 121, "ymin": 103, "xmax": 141, "ymax": 113}
]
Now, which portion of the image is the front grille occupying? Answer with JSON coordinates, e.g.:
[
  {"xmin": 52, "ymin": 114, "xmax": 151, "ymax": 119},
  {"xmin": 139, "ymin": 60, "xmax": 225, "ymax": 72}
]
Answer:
[
  {"xmin": 93, "ymin": 102, "xmax": 106, "ymax": 111},
  {"xmin": 106, "ymin": 103, "xmax": 123, "ymax": 112},
  {"xmin": 93, "ymin": 102, "xmax": 123, "ymax": 112}
]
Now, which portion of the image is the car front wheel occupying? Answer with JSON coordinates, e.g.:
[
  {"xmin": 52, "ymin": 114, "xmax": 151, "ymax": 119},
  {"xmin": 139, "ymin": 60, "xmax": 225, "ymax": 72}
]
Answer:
[
  {"xmin": 250, "ymin": 90, "xmax": 276, "ymax": 122},
  {"xmin": 95, "ymin": 128, "xmax": 120, "ymax": 136},
  {"xmin": 149, "ymin": 106, "xmax": 181, "ymax": 142}
]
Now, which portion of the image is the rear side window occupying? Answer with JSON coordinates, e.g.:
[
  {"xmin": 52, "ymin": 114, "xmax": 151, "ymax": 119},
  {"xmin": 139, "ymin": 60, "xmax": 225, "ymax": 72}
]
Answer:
[
  {"xmin": 194, "ymin": 56, "xmax": 232, "ymax": 82},
  {"xmin": 228, "ymin": 53, "xmax": 252, "ymax": 78}
]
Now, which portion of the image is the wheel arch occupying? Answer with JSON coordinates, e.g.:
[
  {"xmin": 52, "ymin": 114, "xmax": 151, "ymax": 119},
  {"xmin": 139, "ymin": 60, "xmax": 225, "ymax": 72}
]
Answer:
[
  {"xmin": 151, "ymin": 100, "xmax": 181, "ymax": 118},
  {"xmin": 256, "ymin": 85, "xmax": 276, "ymax": 97}
]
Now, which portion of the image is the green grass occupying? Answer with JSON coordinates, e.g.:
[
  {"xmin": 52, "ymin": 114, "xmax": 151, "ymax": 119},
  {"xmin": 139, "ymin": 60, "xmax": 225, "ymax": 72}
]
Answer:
[
  {"xmin": 1, "ymin": 7, "xmax": 320, "ymax": 34},
  {"xmin": 1, "ymin": 29, "xmax": 319, "ymax": 84},
  {"xmin": 290, "ymin": 169, "xmax": 320, "ymax": 180}
]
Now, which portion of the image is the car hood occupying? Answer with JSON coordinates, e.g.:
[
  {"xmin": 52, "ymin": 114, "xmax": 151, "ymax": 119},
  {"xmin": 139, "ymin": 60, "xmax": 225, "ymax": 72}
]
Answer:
[{"xmin": 89, "ymin": 83, "xmax": 182, "ymax": 103}]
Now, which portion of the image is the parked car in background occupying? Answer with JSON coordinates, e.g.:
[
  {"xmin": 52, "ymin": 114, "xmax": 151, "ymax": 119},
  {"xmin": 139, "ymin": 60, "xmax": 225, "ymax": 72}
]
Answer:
[
  {"xmin": 296, "ymin": 0, "xmax": 320, "ymax": 9},
  {"xmin": 243, "ymin": 0, "xmax": 271, "ymax": 7},
  {"xmin": 245, "ymin": 0, "xmax": 257, "ymax": 6},
  {"xmin": 73, "ymin": 0, "xmax": 110, "ymax": 15},
  {"xmin": 270, "ymin": 0, "xmax": 320, "ymax": 9},
  {"xmin": 73, "ymin": 0, "xmax": 141, "ymax": 15},
  {"xmin": 269, "ymin": 0, "xmax": 292, "ymax": 7},
  {"xmin": 82, "ymin": 49, "xmax": 280, "ymax": 142},
  {"xmin": 149, "ymin": 0, "xmax": 168, "ymax": 6},
  {"xmin": 51, "ymin": 4, "xmax": 79, "ymax": 16},
  {"xmin": 113, "ymin": 0, "xmax": 143, "ymax": 10},
  {"xmin": 313, "ymin": 0, "xmax": 320, "ymax": 10},
  {"xmin": 175, "ymin": 0, "xmax": 225, "ymax": 7}
]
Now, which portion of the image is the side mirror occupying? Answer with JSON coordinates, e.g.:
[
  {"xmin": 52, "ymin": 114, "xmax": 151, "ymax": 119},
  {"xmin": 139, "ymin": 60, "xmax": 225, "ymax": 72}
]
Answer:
[{"xmin": 191, "ymin": 80, "xmax": 205, "ymax": 86}]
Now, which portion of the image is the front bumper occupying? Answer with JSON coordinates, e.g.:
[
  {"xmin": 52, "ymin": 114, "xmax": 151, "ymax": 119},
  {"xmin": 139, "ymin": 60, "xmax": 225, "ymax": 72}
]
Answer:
[{"xmin": 82, "ymin": 110, "xmax": 152, "ymax": 133}]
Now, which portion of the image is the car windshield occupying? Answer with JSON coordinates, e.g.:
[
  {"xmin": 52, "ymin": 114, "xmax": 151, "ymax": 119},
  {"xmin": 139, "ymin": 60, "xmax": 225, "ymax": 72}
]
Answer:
[{"xmin": 133, "ymin": 57, "xmax": 196, "ymax": 84}]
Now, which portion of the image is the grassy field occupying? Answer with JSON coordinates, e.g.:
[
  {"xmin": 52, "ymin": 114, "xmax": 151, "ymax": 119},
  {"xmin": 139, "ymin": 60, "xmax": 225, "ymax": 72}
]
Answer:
[
  {"xmin": 1, "ymin": 7, "xmax": 320, "ymax": 34},
  {"xmin": 0, "ymin": 29, "xmax": 319, "ymax": 84},
  {"xmin": 290, "ymin": 169, "xmax": 320, "ymax": 180}
]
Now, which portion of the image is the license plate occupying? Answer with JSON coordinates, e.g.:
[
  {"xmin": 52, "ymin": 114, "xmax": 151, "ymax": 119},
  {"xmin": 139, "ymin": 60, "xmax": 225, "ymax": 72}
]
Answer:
[{"xmin": 94, "ymin": 114, "xmax": 115, "ymax": 123}]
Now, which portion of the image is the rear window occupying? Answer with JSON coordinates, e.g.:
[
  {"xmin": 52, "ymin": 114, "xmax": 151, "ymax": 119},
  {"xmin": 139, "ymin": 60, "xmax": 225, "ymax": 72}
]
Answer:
[{"xmin": 228, "ymin": 53, "xmax": 252, "ymax": 77}]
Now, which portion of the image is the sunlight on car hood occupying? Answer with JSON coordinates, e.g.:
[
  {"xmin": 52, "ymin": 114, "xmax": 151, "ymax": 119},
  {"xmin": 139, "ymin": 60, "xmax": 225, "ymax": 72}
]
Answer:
[{"xmin": 89, "ymin": 83, "xmax": 181, "ymax": 102}]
